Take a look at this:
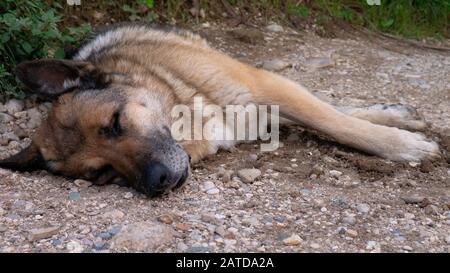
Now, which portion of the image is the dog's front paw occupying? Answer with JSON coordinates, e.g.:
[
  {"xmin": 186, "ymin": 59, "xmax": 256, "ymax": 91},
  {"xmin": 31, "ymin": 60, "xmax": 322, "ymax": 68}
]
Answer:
[{"xmin": 382, "ymin": 129, "xmax": 440, "ymax": 162}]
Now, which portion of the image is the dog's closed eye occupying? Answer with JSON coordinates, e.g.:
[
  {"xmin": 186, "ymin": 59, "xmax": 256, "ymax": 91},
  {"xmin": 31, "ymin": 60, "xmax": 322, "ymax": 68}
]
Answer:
[{"xmin": 98, "ymin": 111, "xmax": 122, "ymax": 138}]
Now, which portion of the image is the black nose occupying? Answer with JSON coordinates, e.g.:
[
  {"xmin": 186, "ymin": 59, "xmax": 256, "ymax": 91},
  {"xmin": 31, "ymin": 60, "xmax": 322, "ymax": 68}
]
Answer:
[{"xmin": 144, "ymin": 162, "xmax": 173, "ymax": 193}]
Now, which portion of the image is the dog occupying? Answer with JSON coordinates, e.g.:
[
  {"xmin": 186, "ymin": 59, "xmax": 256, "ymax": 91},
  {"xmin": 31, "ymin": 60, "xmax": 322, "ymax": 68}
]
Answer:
[{"xmin": 0, "ymin": 23, "xmax": 440, "ymax": 196}]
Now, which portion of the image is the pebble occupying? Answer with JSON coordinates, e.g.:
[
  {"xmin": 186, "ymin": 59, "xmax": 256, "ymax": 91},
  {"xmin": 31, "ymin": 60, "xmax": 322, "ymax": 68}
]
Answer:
[
  {"xmin": 401, "ymin": 195, "xmax": 425, "ymax": 204},
  {"xmin": 346, "ymin": 229, "xmax": 358, "ymax": 237},
  {"xmin": 237, "ymin": 168, "xmax": 261, "ymax": 183},
  {"xmin": 4, "ymin": 99, "xmax": 24, "ymax": 115},
  {"xmin": 356, "ymin": 203, "xmax": 370, "ymax": 214},
  {"xmin": 110, "ymin": 221, "xmax": 174, "ymax": 252},
  {"xmin": 0, "ymin": 113, "xmax": 14, "ymax": 123},
  {"xmin": 202, "ymin": 181, "xmax": 216, "ymax": 191},
  {"xmin": 93, "ymin": 241, "xmax": 107, "ymax": 251},
  {"xmin": 424, "ymin": 205, "xmax": 439, "ymax": 215},
  {"xmin": 74, "ymin": 179, "xmax": 93, "ymax": 188},
  {"xmin": 28, "ymin": 226, "xmax": 60, "ymax": 241},
  {"xmin": 310, "ymin": 243, "xmax": 321, "ymax": 249},
  {"xmin": 266, "ymin": 23, "xmax": 283, "ymax": 32},
  {"xmin": 445, "ymin": 236, "xmax": 450, "ymax": 244},
  {"xmin": 201, "ymin": 213, "xmax": 221, "ymax": 225},
  {"xmin": 342, "ymin": 216, "xmax": 356, "ymax": 225},
  {"xmin": 102, "ymin": 209, "xmax": 125, "ymax": 220},
  {"xmin": 123, "ymin": 192, "xmax": 133, "ymax": 199},
  {"xmin": 366, "ymin": 241, "xmax": 379, "ymax": 250},
  {"xmin": 68, "ymin": 192, "xmax": 81, "ymax": 201},
  {"xmin": 262, "ymin": 59, "xmax": 291, "ymax": 71},
  {"xmin": 329, "ymin": 170, "xmax": 343, "ymax": 178},
  {"xmin": 97, "ymin": 232, "xmax": 112, "ymax": 240},
  {"xmin": 108, "ymin": 226, "xmax": 122, "ymax": 235},
  {"xmin": 66, "ymin": 240, "xmax": 84, "ymax": 253},
  {"xmin": 207, "ymin": 188, "xmax": 220, "ymax": 195},
  {"xmin": 402, "ymin": 245, "xmax": 413, "ymax": 251},
  {"xmin": 304, "ymin": 57, "xmax": 334, "ymax": 69},
  {"xmin": 157, "ymin": 214, "xmax": 174, "ymax": 225},
  {"xmin": 283, "ymin": 234, "xmax": 302, "ymax": 246}
]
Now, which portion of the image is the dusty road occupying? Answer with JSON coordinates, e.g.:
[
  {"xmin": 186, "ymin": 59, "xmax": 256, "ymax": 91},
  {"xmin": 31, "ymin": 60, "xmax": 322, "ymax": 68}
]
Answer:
[{"xmin": 0, "ymin": 23, "xmax": 449, "ymax": 252}]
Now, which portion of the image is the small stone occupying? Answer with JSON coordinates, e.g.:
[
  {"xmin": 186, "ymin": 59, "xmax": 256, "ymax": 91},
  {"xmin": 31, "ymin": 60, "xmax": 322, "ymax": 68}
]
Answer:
[
  {"xmin": 329, "ymin": 170, "xmax": 343, "ymax": 178},
  {"xmin": 310, "ymin": 164, "xmax": 324, "ymax": 177},
  {"xmin": 187, "ymin": 246, "xmax": 210, "ymax": 253},
  {"xmin": 202, "ymin": 181, "xmax": 216, "ymax": 192},
  {"xmin": 74, "ymin": 179, "xmax": 92, "ymax": 188},
  {"xmin": 12, "ymin": 126, "xmax": 27, "ymax": 138},
  {"xmin": 237, "ymin": 168, "xmax": 261, "ymax": 183},
  {"xmin": 157, "ymin": 214, "xmax": 174, "ymax": 225},
  {"xmin": 401, "ymin": 195, "xmax": 425, "ymax": 204},
  {"xmin": 445, "ymin": 236, "xmax": 450, "ymax": 244},
  {"xmin": 356, "ymin": 203, "xmax": 370, "ymax": 214},
  {"xmin": 206, "ymin": 188, "xmax": 220, "ymax": 195},
  {"xmin": 110, "ymin": 221, "xmax": 174, "ymax": 252},
  {"xmin": 283, "ymin": 234, "xmax": 302, "ymax": 246},
  {"xmin": 4, "ymin": 99, "xmax": 24, "ymax": 115},
  {"xmin": 175, "ymin": 223, "xmax": 189, "ymax": 232},
  {"xmin": 402, "ymin": 246, "xmax": 413, "ymax": 251},
  {"xmin": 68, "ymin": 192, "xmax": 81, "ymax": 201},
  {"xmin": 313, "ymin": 199, "xmax": 326, "ymax": 209},
  {"xmin": 266, "ymin": 23, "xmax": 283, "ymax": 32},
  {"xmin": 262, "ymin": 59, "xmax": 291, "ymax": 71},
  {"xmin": 3, "ymin": 132, "xmax": 19, "ymax": 142},
  {"xmin": 97, "ymin": 232, "xmax": 112, "ymax": 240},
  {"xmin": 408, "ymin": 161, "xmax": 420, "ymax": 167},
  {"xmin": 28, "ymin": 226, "xmax": 60, "ymax": 241},
  {"xmin": 424, "ymin": 205, "xmax": 439, "ymax": 215},
  {"xmin": 304, "ymin": 57, "xmax": 334, "ymax": 69},
  {"xmin": 366, "ymin": 241, "xmax": 378, "ymax": 250},
  {"xmin": 0, "ymin": 113, "xmax": 14, "ymax": 123},
  {"xmin": 108, "ymin": 226, "xmax": 122, "ymax": 235},
  {"xmin": 341, "ymin": 216, "xmax": 356, "ymax": 225},
  {"xmin": 27, "ymin": 107, "xmax": 42, "ymax": 121},
  {"xmin": 177, "ymin": 242, "xmax": 188, "ymax": 252},
  {"xmin": 346, "ymin": 229, "xmax": 358, "ymax": 237},
  {"xmin": 215, "ymin": 226, "xmax": 226, "ymax": 237},
  {"xmin": 310, "ymin": 243, "xmax": 321, "ymax": 249},
  {"xmin": 93, "ymin": 241, "xmax": 107, "ymax": 250},
  {"xmin": 123, "ymin": 192, "xmax": 133, "ymax": 199},
  {"xmin": 102, "ymin": 209, "xmax": 125, "ymax": 220},
  {"xmin": 201, "ymin": 213, "xmax": 220, "ymax": 225},
  {"xmin": 66, "ymin": 240, "xmax": 84, "ymax": 253},
  {"xmin": 404, "ymin": 212, "xmax": 415, "ymax": 219}
]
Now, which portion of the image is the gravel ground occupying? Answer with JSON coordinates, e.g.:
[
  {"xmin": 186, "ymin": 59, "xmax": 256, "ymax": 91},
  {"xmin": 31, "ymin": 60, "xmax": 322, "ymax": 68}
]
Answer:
[{"xmin": 0, "ymin": 23, "xmax": 449, "ymax": 253}]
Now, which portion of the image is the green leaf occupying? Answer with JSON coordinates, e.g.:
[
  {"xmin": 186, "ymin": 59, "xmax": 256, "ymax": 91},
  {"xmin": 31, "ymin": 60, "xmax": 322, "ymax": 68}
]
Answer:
[
  {"xmin": 21, "ymin": 42, "xmax": 33, "ymax": 54},
  {"xmin": 54, "ymin": 47, "xmax": 65, "ymax": 59},
  {"xmin": 381, "ymin": 18, "xmax": 394, "ymax": 28}
]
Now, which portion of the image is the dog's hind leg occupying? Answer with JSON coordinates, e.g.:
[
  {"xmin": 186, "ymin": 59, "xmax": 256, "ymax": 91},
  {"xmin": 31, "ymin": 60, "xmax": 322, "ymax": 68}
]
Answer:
[
  {"xmin": 250, "ymin": 69, "xmax": 439, "ymax": 162},
  {"xmin": 335, "ymin": 104, "xmax": 427, "ymax": 131}
]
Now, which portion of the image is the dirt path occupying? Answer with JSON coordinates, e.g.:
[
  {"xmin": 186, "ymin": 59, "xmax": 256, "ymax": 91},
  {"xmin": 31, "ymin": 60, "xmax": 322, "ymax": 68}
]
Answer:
[{"xmin": 0, "ymin": 23, "xmax": 449, "ymax": 253}]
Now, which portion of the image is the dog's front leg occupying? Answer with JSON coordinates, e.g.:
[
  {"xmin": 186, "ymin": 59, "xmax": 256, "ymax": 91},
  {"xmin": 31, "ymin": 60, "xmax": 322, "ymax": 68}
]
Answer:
[{"xmin": 250, "ymin": 69, "xmax": 440, "ymax": 162}]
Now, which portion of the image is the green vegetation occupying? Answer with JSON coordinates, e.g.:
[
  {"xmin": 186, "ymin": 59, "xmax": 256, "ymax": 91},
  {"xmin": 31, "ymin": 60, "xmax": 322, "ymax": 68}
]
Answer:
[
  {"xmin": 287, "ymin": 0, "xmax": 449, "ymax": 39},
  {"xmin": 0, "ymin": 0, "xmax": 91, "ymax": 98},
  {"xmin": 0, "ymin": 0, "xmax": 448, "ymax": 98}
]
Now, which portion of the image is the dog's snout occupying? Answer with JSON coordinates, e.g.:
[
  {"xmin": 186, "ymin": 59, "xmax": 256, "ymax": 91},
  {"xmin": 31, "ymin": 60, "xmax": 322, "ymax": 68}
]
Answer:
[{"xmin": 145, "ymin": 162, "xmax": 172, "ymax": 191}]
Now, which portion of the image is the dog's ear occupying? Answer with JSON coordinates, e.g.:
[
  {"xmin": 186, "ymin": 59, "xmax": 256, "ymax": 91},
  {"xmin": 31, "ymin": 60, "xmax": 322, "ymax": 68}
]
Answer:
[
  {"xmin": 15, "ymin": 59, "xmax": 108, "ymax": 98},
  {"xmin": 0, "ymin": 143, "xmax": 45, "ymax": 171}
]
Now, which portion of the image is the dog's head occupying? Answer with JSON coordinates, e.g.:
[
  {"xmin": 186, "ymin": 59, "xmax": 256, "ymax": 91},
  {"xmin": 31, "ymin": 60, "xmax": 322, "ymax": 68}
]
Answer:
[{"xmin": 0, "ymin": 59, "xmax": 190, "ymax": 197}]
